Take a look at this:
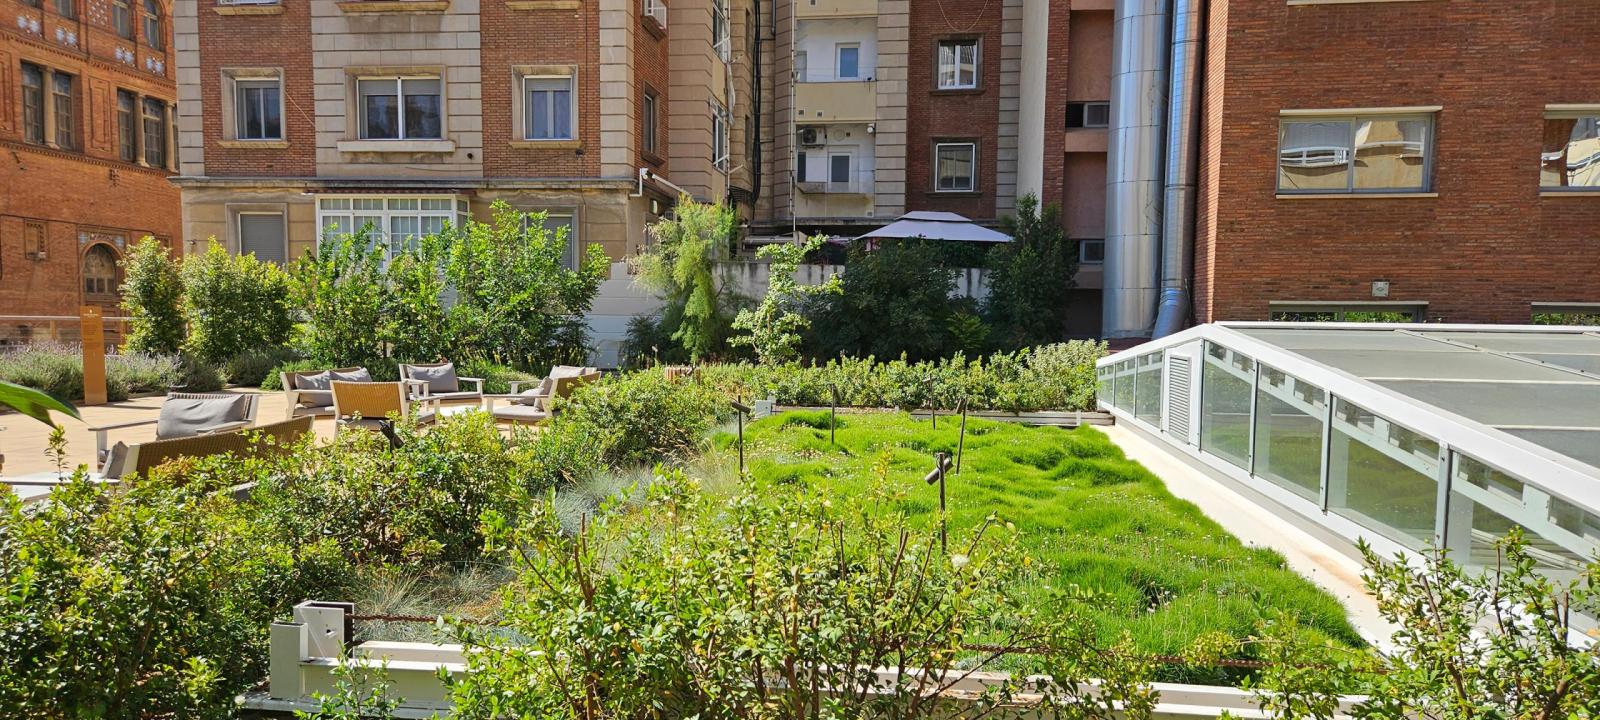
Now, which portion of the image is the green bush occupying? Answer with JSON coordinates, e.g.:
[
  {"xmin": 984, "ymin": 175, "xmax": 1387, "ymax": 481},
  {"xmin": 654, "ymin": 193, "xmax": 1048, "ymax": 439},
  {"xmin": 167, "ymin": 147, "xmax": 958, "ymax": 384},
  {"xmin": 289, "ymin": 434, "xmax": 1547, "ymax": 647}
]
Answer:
[
  {"xmin": 182, "ymin": 240, "xmax": 294, "ymax": 364},
  {"xmin": 804, "ymin": 239, "xmax": 961, "ymax": 362},
  {"xmin": 220, "ymin": 346, "xmax": 303, "ymax": 387},
  {"xmin": 0, "ymin": 344, "xmax": 182, "ymax": 402},
  {"xmin": 551, "ymin": 368, "xmax": 725, "ymax": 469},
  {"xmin": 119, "ymin": 237, "xmax": 186, "ymax": 356},
  {"xmin": 0, "ymin": 473, "xmax": 338, "ymax": 717},
  {"xmin": 984, "ymin": 194, "xmax": 1078, "ymax": 350},
  {"xmin": 633, "ymin": 197, "xmax": 745, "ymax": 362},
  {"xmin": 695, "ymin": 340, "xmax": 1105, "ymax": 412},
  {"xmin": 453, "ymin": 359, "xmax": 540, "ymax": 394}
]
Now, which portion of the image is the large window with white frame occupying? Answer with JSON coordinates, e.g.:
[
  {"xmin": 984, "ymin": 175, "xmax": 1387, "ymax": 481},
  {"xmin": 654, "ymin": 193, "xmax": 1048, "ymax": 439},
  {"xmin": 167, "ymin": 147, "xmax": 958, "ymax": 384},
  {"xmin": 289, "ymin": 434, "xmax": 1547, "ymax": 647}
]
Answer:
[
  {"xmin": 933, "ymin": 142, "xmax": 976, "ymax": 192},
  {"xmin": 317, "ymin": 196, "xmax": 469, "ymax": 259},
  {"xmin": 524, "ymin": 74, "xmax": 576, "ymax": 141},
  {"xmin": 235, "ymin": 78, "xmax": 283, "ymax": 141},
  {"xmin": 357, "ymin": 76, "xmax": 442, "ymax": 140},
  {"xmin": 835, "ymin": 43, "xmax": 860, "ymax": 80},
  {"xmin": 935, "ymin": 38, "xmax": 978, "ymax": 90},
  {"xmin": 1541, "ymin": 111, "xmax": 1600, "ymax": 190},
  {"xmin": 711, "ymin": 100, "xmax": 730, "ymax": 171},
  {"xmin": 711, "ymin": 0, "xmax": 728, "ymax": 60},
  {"xmin": 1277, "ymin": 113, "xmax": 1433, "ymax": 194}
]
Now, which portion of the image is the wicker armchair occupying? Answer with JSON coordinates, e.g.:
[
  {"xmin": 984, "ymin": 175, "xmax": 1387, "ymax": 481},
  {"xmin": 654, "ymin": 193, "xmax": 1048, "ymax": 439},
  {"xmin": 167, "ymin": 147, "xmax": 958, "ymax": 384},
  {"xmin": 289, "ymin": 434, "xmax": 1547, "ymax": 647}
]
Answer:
[
  {"xmin": 486, "ymin": 370, "xmax": 600, "ymax": 425},
  {"xmin": 331, "ymin": 381, "xmax": 439, "ymax": 433},
  {"xmin": 98, "ymin": 416, "xmax": 313, "ymax": 481},
  {"xmin": 399, "ymin": 362, "xmax": 485, "ymax": 405},
  {"xmin": 91, "ymin": 392, "xmax": 260, "ymax": 473}
]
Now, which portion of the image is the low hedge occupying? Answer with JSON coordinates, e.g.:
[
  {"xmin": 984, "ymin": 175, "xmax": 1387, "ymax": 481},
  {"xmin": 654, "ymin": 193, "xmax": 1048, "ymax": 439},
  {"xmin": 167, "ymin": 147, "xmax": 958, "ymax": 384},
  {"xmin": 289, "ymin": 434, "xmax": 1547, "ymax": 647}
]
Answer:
[
  {"xmin": 694, "ymin": 340, "xmax": 1105, "ymax": 413},
  {"xmin": 0, "ymin": 344, "xmax": 182, "ymax": 403}
]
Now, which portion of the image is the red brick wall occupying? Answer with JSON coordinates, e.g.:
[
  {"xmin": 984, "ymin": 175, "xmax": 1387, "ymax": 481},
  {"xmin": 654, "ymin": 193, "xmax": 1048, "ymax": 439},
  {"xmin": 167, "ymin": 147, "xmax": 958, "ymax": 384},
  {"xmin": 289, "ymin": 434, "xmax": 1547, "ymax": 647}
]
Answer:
[
  {"xmin": 195, "ymin": 1, "xmax": 314, "ymax": 176},
  {"xmin": 1200, "ymin": 0, "xmax": 1600, "ymax": 324},
  {"xmin": 1, "ymin": 0, "xmax": 180, "ymax": 320},
  {"xmin": 1038, "ymin": 0, "xmax": 1073, "ymax": 212},
  {"xmin": 481, "ymin": 1, "xmax": 601, "ymax": 177},
  {"xmin": 906, "ymin": 0, "xmax": 1002, "ymax": 221},
  {"xmin": 636, "ymin": 6, "xmax": 668, "ymax": 172}
]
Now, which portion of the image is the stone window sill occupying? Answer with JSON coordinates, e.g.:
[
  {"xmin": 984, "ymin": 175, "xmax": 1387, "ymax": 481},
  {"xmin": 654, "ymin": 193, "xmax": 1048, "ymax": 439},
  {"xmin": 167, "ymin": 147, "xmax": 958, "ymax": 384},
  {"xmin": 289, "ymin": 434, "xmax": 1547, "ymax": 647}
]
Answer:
[
  {"xmin": 507, "ymin": 0, "xmax": 579, "ymax": 8},
  {"xmin": 337, "ymin": 139, "xmax": 456, "ymax": 153},
  {"xmin": 1540, "ymin": 189, "xmax": 1600, "ymax": 197},
  {"xmin": 641, "ymin": 13, "xmax": 666, "ymax": 39},
  {"xmin": 218, "ymin": 139, "xmax": 288, "ymax": 149},
  {"xmin": 931, "ymin": 86, "xmax": 983, "ymax": 96},
  {"xmin": 337, "ymin": 0, "xmax": 450, "ymax": 14},
  {"xmin": 927, "ymin": 190, "xmax": 981, "ymax": 198},
  {"xmin": 1275, "ymin": 192, "xmax": 1437, "ymax": 199},
  {"xmin": 509, "ymin": 139, "xmax": 581, "ymax": 150},
  {"xmin": 1287, "ymin": 0, "xmax": 1436, "ymax": 5},
  {"xmin": 642, "ymin": 149, "xmax": 665, "ymax": 166},
  {"xmin": 214, "ymin": 4, "xmax": 285, "ymax": 15}
]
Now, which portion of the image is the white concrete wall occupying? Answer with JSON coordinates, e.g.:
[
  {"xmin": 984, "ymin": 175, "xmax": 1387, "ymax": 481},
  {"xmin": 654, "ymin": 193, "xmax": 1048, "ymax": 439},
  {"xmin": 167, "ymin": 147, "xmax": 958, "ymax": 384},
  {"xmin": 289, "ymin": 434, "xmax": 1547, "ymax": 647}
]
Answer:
[{"xmin": 794, "ymin": 17, "xmax": 878, "ymax": 82}]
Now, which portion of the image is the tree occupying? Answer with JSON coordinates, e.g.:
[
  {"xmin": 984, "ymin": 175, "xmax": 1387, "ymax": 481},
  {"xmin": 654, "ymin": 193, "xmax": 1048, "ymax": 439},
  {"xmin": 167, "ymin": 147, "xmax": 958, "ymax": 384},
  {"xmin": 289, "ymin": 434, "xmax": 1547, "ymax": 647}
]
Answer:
[
  {"xmin": 731, "ymin": 235, "xmax": 839, "ymax": 364},
  {"xmin": 120, "ymin": 237, "xmax": 186, "ymax": 356},
  {"xmin": 806, "ymin": 239, "xmax": 959, "ymax": 362},
  {"xmin": 288, "ymin": 227, "xmax": 390, "ymax": 370},
  {"xmin": 984, "ymin": 193, "xmax": 1076, "ymax": 350},
  {"xmin": 182, "ymin": 239, "xmax": 294, "ymax": 364},
  {"xmin": 636, "ymin": 197, "xmax": 743, "ymax": 362},
  {"xmin": 440, "ymin": 202, "xmax": 608, "ymax": 371}
]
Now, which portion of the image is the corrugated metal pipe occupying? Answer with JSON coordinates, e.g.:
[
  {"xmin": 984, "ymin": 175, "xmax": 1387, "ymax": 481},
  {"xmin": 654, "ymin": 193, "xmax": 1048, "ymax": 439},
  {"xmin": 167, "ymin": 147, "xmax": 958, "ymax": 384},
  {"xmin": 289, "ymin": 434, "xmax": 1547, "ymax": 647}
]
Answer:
[
  {"xmin": 1103, "ymin": 0, "xmax": 1205, "ymax": 339},
  {"xmin": 1102, "ymin": 0, "xmax": 1170, "ymax": 339},
  {"xmin": 1153, "ymin": 0, "xmax": 1203, "ymax": 338}
]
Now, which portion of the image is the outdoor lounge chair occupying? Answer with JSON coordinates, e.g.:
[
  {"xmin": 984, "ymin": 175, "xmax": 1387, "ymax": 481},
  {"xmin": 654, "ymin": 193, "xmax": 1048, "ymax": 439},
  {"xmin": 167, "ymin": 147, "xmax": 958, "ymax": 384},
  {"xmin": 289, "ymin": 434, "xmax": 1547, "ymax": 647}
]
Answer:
[
  {"xmin": 331, "ymin": 380, "xmax": 439, "ymax": 434},
  {"xmin": 485, "ymin": 369, "xmax": 600, "ymax": 425},
  {"xmin": 98, "ymin": 416, "xmax": 314, "ymax": 482},
  {"xmin": 502, "ymin": 365, "xmax": 597, "ymax": 410},
  {"xmin": 399, "ymin": 362, "xmax": 485, "ymax": 405},
  {"xmin": 91, "ymin": 392, "xmax": 261, "ymax": 473},
  {"xmin": 281, "ymin": 367, "xmax": 372, "ymax": 420}
]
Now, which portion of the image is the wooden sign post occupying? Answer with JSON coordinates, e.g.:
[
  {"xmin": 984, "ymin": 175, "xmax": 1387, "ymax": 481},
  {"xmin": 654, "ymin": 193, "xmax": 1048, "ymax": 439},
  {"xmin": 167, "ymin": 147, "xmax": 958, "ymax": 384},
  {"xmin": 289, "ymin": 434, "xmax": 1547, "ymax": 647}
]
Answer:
[{"xmin": 80, "ymin": 306, "xmax": 107, "ymax": 406}]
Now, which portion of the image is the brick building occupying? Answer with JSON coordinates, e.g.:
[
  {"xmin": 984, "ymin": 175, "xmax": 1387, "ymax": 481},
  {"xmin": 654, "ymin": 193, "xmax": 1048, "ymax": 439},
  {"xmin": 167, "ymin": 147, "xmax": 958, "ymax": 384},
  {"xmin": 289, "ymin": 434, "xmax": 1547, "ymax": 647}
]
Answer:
[
  {"xmin": 756, "ymin": 0, "xmax": 1113, "ymax": 336},
  {"xmin": 1, "ymin": 0, "xmax": 180, "ymax": 343},
  {"xmin": 1191, "ymin": 0, "xmax": 1600, "ymax": 327}
]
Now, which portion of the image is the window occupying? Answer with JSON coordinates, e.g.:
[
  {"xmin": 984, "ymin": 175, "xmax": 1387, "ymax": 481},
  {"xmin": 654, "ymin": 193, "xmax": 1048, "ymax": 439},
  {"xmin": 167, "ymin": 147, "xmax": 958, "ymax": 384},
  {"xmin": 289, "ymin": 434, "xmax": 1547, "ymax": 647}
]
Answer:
[
  {"xmin": 113, "ymin": 0, "xmax": 133, "ymax": 39},
  {"xmin": 520, "ymin": 211, "xmax": 579, "ymax": 269},
  {"xmin": 936, "ymin": 39, "xmax": 978, "ymax": 90},
  {"xmin": 1252, "ymin": 364, "xmax": 1325, "ymax": 501},
  {"xmin": 794, "ymin": 51, "xmax": 809, "ymax": 82},
  {"xmin": 236, "ymin": 79, "xmax": 283, "ymax": 140},
  {"xmin": 1278, "ymin": 114, "xmax": 1432, "ymax": 193},
  {"xmin": 642, "ymin": 0, "xmax": 666, "ymax": 27},
  {"xmin": 317, "ymin": 196, "xmax": 469, "ymax": 259},
  {"xmin": 117, "ymin": 90, "xmax": 138, "ymax": 162},
  {"xmin": 1541, "ymin": 114, "xmax": 1600, "ymax": 189},
  {"xmin": 933, "ymin": 142, "xmax": 976, "ymax": 192},
  {"xmin": 52, "ymin": 72, "xmax": 76, "ymax": 150},
  {"xmin": 142, "ymin": 0, "xmax": 162, "ymax": 50},
  {"xmin": 796, "ymin": 150, "xmax": 808, "ymax": 182},
  {"xmin": 82, "ymin": 244, "xmax": 119, "ymax": 297},
  {"xmin": 238, "ymin": 213, "xmax": 287, "ymax": 265},
  {"xmin": 524, "ymin": 75, "xmax": 574, "ymax": 140},
  {"xmin": 711, "ymin": 0, "xmax": 728, "ymax": 60},
  {"xmin": 642, "ymin": 89, "xmax": 659, "ymax": 156},
  {"xmin": 1531, "ymin": 303, "xmax": 1600, "ymax": 326},
  {"xmin": 1328, "ymin": 398, "xmax": 1441, "ymax": 551},
  {"xmin": 1268, "ymin": 303, "xmax": 1425, "ymax": 322},
  {"xmin": 1199, "ymin": 341, "xmax": 1253, "ymax": 470},
  {"xmin": 1066, "ymin": 101, "xmax": 1110, "ymax": 129},
  {"xmin": 828, "ymin": 152, "xmax": 851, "ymax": 191},
  {"xmin": 142, "ymin": 98, "xmax": 167, "ymax": 167},
  {"xmin": 835, "ymin": 43, "xmax": 860, "ymax": 80},
  {"xmin": 21, "ymin": 64, "xmax": 44, "ymax": 145},
  {"xmin": 358, "ymin": 77, "xmax": 442, "ymax": 140},
  {"xmin": 712, "ymin": 100, "xmax": 730, "ymax": 171},
  {"xmin": 1078, "ymin": 238, "xmax": 1105, "ymax": 265},
  {"xmin": 55, "ymin": 0, "xmax": 75, "ymax": 19},
  {"xmin": 23, "ymin": 221, "xmax": 47, "ymax": 260}
]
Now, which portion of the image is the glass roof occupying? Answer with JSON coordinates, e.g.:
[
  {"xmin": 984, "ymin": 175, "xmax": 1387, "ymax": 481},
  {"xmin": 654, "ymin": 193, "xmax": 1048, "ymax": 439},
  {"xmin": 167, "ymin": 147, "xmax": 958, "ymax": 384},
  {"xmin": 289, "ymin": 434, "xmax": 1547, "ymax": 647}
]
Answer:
[{"xmin": 1234, "ymin": 326, "xmax": 1600, "ymax": 473}]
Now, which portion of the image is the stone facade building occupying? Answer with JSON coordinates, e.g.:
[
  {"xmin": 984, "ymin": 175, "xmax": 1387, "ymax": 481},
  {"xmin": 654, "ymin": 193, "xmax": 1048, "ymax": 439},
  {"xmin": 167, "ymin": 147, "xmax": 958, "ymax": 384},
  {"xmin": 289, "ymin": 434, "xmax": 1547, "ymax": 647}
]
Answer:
[{"xmin": 1, "ymin": 0, "xmax": 180, "ymax": 343}]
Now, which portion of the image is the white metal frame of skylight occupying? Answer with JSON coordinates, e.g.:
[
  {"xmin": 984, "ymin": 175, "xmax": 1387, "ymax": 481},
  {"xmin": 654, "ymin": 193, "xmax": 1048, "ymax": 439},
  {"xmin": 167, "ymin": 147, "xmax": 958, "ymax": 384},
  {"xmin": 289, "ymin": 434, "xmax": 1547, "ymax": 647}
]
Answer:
[{"xmin": 1096, "ymin": 322, "xmax": 1600, "ymax": 576}]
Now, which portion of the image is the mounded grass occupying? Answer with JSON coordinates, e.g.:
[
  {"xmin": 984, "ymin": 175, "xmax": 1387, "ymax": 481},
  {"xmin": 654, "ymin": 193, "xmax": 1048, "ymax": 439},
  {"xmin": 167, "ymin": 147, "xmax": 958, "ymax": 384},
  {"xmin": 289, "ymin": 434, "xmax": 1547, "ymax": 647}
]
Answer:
[{"xmin": 716, "ymin": 410, "xmax": 1363, "ymax": 681}]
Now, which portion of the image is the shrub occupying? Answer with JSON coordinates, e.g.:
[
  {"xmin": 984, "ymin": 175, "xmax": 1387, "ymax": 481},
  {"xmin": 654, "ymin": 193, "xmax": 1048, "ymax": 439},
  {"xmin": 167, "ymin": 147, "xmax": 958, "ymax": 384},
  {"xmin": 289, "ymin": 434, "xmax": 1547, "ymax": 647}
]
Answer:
[
  {"xmin": 119, "ymin": 237, "xmax": 186, "ymax": 356},
  {"xmin": 551, "ymin": 368, "xmax": 725, "ymax": 468},
  {"xmin": 182, "ymin": 240, "xmax": 294, "ymax": 364},
  {"xmin": 730, "ymin": 235, "xmax": 839, "ymax": 364},
  {"xmin": 634, "ymin": 197, "xmax": 744, "ymax": 362},
  {"xmin": 0, "ymin": 344, "xmax": 181, "ymax": 402},
  {"xmin": 220, "ymin": 346, "xmax": 302, "ymax": 387},
  {"xmin": 453, "ymin": 359, "xmax": 540, "ymax": 394},
  {"xmin": 290, "ymin": 228, "xmax": 390, "ymax": 370},
  {"xmin": 984, "ymin": 194, "xmax": 1077, "ymax": 350},
  {"xmin": 805, "ymin": 239, "xmax": 961, "ymax": 362},
  {"xmin": 0, "ymin": 474, "xmax": 333, "ymax": 717}
]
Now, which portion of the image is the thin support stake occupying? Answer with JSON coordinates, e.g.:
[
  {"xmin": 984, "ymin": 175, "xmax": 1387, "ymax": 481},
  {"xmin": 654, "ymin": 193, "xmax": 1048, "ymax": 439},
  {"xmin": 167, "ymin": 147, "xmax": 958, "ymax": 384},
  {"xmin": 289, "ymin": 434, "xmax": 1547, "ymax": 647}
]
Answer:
[
  {"xmin": 936, "ymin": 451, "xmax": 948, "ymax": 554},
  {"xmin": 955, "ymin": 399, "xmax": 969, "ymax": 474}
]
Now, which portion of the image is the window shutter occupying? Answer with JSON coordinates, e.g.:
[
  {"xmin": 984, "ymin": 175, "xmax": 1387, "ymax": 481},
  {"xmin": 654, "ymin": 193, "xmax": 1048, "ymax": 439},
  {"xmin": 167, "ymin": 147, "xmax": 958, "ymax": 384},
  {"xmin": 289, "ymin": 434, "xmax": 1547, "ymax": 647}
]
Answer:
[{"xmin": 239, "ymin": 214, "xmax": 287, "ymax": 265}]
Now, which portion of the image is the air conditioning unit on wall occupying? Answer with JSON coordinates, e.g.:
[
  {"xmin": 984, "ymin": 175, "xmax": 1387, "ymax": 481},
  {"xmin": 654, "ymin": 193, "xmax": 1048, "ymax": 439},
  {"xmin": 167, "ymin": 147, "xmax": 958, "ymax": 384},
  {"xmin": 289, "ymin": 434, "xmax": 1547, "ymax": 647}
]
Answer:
[
  {"xmin": 643, "ymin": 0, "xmax": 667, "ymax": 27},
  {"xmin": 798, "ymin": 126, "xmax": 823, "ymax": 147}
]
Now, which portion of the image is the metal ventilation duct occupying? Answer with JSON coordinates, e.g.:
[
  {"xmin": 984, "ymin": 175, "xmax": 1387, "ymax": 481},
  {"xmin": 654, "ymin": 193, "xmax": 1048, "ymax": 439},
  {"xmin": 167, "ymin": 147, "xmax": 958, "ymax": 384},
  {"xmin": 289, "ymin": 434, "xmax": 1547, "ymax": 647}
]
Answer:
[
  {"xmin": 1154, "ymin": 0, "xmax": 1203, "ymax": 338},
  {"xmin": 1102, "ymin": 0, "xmax": 1170, "ymax": 339}
]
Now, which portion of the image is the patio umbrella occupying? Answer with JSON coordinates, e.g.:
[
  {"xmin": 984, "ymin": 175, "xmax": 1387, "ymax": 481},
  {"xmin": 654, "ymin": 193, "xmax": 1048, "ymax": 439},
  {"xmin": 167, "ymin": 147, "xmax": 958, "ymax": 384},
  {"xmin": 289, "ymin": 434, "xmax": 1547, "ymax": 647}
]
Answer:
[{"xmin": 853, "ymin": 211, "xmax": 1012, "ymax": 245}]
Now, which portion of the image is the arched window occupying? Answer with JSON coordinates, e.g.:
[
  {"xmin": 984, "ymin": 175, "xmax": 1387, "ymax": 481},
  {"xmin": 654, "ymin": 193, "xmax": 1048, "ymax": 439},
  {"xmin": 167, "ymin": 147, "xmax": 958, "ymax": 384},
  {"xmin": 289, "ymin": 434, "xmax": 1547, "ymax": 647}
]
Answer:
[
  {"xmin": 83, "ymin": 244, "xmax": 119, "ymax": 298},
  {"xmin": 142, "ymin": 0, "xmax": 162, "ymax": 50}
]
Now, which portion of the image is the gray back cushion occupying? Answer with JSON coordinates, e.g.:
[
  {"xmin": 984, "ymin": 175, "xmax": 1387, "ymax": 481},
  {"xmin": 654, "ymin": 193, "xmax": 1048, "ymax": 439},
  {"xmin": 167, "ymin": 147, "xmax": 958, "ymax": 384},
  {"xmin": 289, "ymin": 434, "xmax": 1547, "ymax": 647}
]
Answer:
[
  {"xmin": 330, "ymin": 367, "xmax": 372, "ymax": 384},
  {"xmin": 156, "ymin": 394, "xmax": 250, "ymax": 439},
  {"xmin": 407, "ymin": 363, "xmax": 460, "ymax": 393},
  {"xmin": 295, "ymin": 371, "xmax": 333, "ymax": 408}
]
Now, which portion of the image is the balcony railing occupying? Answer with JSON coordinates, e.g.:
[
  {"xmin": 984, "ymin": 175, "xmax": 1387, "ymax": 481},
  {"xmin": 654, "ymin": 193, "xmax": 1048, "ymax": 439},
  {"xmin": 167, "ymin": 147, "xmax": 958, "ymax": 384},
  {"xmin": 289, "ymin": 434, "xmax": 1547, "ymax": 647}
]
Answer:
[
  {"xmin": 794, "ymin": 79, "xmax": 877, "ymax": 123},
  {"xmin": 797, "ymin": 169, "xmax": 875, "ymax": 195},
  {"xmin": 795, "ymin": 0, "xmax": 877, "ymax": 18}
]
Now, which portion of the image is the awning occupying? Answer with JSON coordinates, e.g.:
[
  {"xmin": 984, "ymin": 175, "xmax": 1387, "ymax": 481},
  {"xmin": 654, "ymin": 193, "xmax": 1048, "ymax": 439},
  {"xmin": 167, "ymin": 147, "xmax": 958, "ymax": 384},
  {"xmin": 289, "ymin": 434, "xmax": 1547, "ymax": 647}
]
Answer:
[{"xmin": 853, "ymin": 211, "xmax": 1012, "ymax": 243}]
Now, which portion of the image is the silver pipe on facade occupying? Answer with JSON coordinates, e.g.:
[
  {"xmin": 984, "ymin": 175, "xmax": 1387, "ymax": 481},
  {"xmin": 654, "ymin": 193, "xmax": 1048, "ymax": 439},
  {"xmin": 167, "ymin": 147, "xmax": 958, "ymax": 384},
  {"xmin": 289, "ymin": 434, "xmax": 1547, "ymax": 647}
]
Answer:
[
  {"xmin": 1102, "ymin": 0, "xmax": 1170, "ymax": 339},
  {"xmin": 1153, "ymin": 0, "xmax": 1203, "ymax": 338}
]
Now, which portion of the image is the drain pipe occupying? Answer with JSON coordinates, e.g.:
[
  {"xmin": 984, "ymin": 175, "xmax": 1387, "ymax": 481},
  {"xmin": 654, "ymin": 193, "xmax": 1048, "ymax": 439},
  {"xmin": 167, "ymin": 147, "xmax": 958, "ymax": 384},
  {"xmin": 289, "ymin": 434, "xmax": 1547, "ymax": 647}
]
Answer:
[
  {"xmin": 1153, "ymin": 0, "xmax": 1203, "ymax": 338},
  {"xmin": 1102, "ymin": 0, "xmax": 1170, "ymax": 339}
]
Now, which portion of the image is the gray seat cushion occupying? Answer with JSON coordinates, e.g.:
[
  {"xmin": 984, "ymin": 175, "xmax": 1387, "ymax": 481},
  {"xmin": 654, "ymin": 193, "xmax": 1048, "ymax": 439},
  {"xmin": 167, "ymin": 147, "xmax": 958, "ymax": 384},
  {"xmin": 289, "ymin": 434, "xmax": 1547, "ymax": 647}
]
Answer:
[
  {"xmin": 156, "ymin": 394, "xmax": 251, "ymax": 439},
  {"xmin": 296, "ymin": 371, "xmax": 333, "ymax": 408},
  {"xmin": 406, "ymin": 363, "xmax": 460, "ymax": 394},
  {"xmin": 429, "ymin": 390, "xmax": 482, "ymax": 403},
  {"xmin": 515, "ymin": 366, "xmax": 587, "ymax": 406},
  {"xmin": 102, "ymin": 441, "xmax": 131, "ymax": 480},
  {"xmin": 492, "ymin": 404, "xmax": 551, "ymax": 423}
]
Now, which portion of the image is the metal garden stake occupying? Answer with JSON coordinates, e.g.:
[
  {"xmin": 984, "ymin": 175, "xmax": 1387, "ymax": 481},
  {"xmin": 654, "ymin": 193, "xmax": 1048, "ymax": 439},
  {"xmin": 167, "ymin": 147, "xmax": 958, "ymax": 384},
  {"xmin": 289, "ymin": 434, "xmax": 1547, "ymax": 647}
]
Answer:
[
  {"xmin": 923, "ymin": 451, "xmax": 954, "ymax": 554},
  {"xmin": 829, "ymin": 384, "xmax": 840, "ymax": 446},
  {"xmin": 731, "ymin": 399, "xmax": 752, "ymax": 480},
  {"xmin": 955, "ymin": 398, "xmax": 969, "ymax": 474}
]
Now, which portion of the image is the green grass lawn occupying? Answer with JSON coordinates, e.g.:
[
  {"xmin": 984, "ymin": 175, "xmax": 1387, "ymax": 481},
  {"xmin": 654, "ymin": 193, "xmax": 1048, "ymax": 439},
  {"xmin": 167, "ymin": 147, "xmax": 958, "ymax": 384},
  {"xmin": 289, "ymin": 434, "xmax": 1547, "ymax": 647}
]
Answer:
[{"xmin": 715, "ymin": 410, "xmax": 1363, "ymax": 680}]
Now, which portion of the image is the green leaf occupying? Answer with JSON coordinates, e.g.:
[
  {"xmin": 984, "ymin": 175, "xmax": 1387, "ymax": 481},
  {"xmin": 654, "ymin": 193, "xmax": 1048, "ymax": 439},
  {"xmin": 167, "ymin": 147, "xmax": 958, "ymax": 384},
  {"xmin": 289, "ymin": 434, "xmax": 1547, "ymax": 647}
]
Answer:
[{"xmin": 0, "ymin": 380, "xmax": 79, "ymax": 426}]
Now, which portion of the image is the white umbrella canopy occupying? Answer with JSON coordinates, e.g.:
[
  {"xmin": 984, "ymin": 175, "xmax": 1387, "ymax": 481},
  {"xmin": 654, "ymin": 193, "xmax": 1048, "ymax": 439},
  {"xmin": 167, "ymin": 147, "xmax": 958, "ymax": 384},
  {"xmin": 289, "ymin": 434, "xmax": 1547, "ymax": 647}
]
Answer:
[{"xmin": 853, "ymin": 211, "xmax": 1012, "ymax": 244}]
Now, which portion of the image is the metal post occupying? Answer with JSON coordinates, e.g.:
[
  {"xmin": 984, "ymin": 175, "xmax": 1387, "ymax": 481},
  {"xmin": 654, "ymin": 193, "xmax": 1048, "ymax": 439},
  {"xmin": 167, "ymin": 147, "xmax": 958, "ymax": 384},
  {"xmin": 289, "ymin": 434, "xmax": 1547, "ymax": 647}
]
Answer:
[
  {"xmin": 926, "ymin": 376, "xmax": 937, "ymax": 429},
  {"xmin": 955, "ymin": 398, "xmax": 969, "ymax": 474},
  {"xmin": 924, "ymin": 452, "xmax": 952, "ymax": 554},
  {"xmin": 829, "ymin": 384, "xmax": 839, "ymax": 446},
  {"xmin": 731, "ymin": 399, "xmax": 752, "ymax": 481}
]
